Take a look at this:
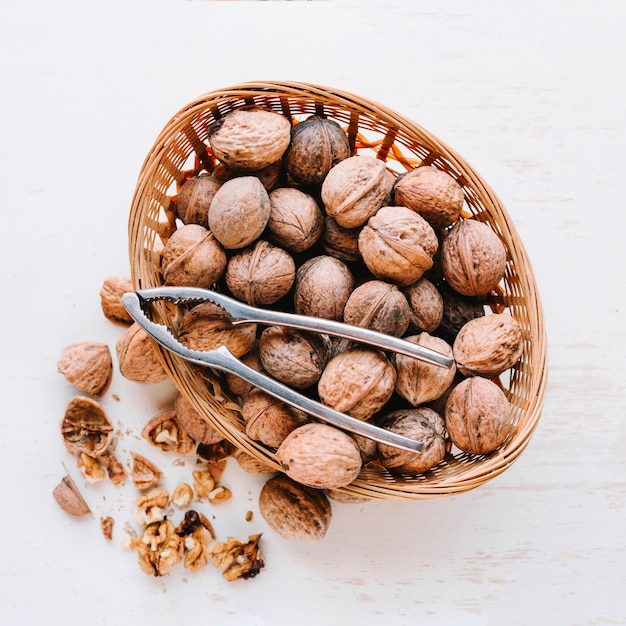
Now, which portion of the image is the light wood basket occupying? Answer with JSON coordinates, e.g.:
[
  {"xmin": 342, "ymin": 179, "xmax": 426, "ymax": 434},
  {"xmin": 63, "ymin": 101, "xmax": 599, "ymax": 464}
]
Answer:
[{"xmin": 128, "ymin": 80, "xmax": 547, "ymax": 501}]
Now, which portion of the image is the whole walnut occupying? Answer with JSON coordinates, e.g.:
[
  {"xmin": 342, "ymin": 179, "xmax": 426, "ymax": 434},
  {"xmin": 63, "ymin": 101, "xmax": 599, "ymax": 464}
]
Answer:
[
  {"xmin": 208, "ymin": 176, "xmax": 271, "ymax": 249},
  {"xmin": 259, "ymin": 474, "xmax": 332, "ymax": 541},
  {"xmin": 207, "ymin": 106, "xmax": 292, "ymax": 171},
  {"xmin": 318, "ymin": 346, "xmax": 396, "ymax": 421},
  {"xmin": 116, "ymin": 322, "xmax": 168, "ymax": 384},
  {"xmin": 100, "ymin": 275, "xmax": 134, "ymax": 324},
  {"xmin": 403, "ymin": 277, "xmax": 444, "ymax": 333},
  {"xmin": 358, "ymin": 205, "xmax": 439, "ymax": 286},
  {"xmin": 161, "ymin": 223, "xmax": 227, "ymax": 287},
  {"xmin": 320, "ymin": 215, "xmax": 361, "ymax": 263},
  {"xmin": 393, "ymin": 165, "xmax": 464, "ymax": 229},
  {"xmin": 343, "ymin": 280, "xmax": 411, "ymax": 338},
  {"xmin": 445, "ymin": 376, "xmax": 514, "ymax": 454},
  {"xmin": 258, "ymin": 326, "xmax": 331, "ymax": 389},
  {"xmin": 225, "ymin": 240, "xmax": 295, "ymax": 306},
  {"xmin": 436, "ymin": 281, "xmax": 485, "ymax": 344},
  {"xmin": 453, "ymin": 313, "xmax": 523, "ymax": 378},
  {"xmin": 177, "ymin": 301, "xmax": 256, "ymax": 358},
  {"xmin": 285, "ymin": 115, "xmax": 351, "ymax": 186},
  {"xmin": 212, "ymin": 159, "xmax": 283, "ymax": 192},
  {"xmin": 275, "ymin": 423, "xmax": 363, "ymax": 490},
  {"xmin": 57, "ymin": 342, "xmax": 112, "ymax": 396},
  {"xmin": 174, "ymin": 392, "xmax": 225, "ymax": 445},
  {"xmin": 267, "ymin": 187, "xmax": 324, "ymax": 253},
  {"xmin": 294, "ymin": 255, "xmax": 354, "ymax": 320},
  {"xmin": 175, "ymin": 173, "xmax": 222, "ymax": 225},
  {"xmin": 441, "ymin": 219, "xmax": 507, "ymax": 296},
  {"xmin": 321, "ymin": 155, "xmax": 389, "ymax": 228},
  {"xmin": 377, "ymin": 407, "xmax": 447, "ymax": 474},
  {"xmin": 392, "ymin": 333, "xmax": 456, "ymax": 406},
  {"xmin": 233, "ymin": 448, "xmax": 277, "ymax": 474},
  {"xmin": 242, "ymin": 388, "xmax": 308, "ymax": 448},
  {"xmin": 223, "ymin": 348, "xmax": 264, "ymax": 399}
]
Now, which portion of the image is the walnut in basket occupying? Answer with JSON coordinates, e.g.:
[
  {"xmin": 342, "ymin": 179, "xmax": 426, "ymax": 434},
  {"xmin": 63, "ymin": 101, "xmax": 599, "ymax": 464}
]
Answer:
[
  {"xmin": 116, "ymin": 322, "xmax": 169, "ymax": 384},
  {"xmin": 175, "ymin": 172, "xmax": 222, "ymax": 226},
  {"xmin": 403, "ymin": 277, "xmax": 444, "ymax": 333}
]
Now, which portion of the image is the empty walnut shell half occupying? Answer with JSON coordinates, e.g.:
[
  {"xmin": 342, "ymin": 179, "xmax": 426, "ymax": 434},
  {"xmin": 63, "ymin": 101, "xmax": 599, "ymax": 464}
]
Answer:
[
  {"xmin": 53, "ymin": 474, "xmax": 91, "ymax": 517},
  {"xmin": 130, "ymin": 451, "xmax": 163, "ymax": 491},
  {"xmin": 259, "ymin": 474, "xmax": 332, "ymax": 541},
  {"xmin": 141, "ymin": 409, "xmax": 196, "ymax": 455},
  {"xmin": 57, "ymin": 342, "xmax": 112, "ymax": 396},
  {"xmin": 61, "ymin": 395, "xmax": 113, "ymax": 457}
]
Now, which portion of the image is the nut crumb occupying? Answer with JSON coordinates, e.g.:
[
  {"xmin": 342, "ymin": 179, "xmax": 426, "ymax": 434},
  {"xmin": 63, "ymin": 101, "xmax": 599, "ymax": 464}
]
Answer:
[
  {"xmin": 245, "ymin": 511, "xmax": 253, "ymax": 522},
  {"xmin": 100, "ymin": 516, "xmax": 114, "ymax": 541}
]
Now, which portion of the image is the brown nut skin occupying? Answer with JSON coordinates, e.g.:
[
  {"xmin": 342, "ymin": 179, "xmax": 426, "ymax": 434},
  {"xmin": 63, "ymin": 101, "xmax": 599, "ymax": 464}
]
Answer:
[
  {"xmin": 403, "ymin": 277, "xmax": 444, "ymax": 333},
  {"xmin": 320, "ymin": 215, "xmax": 361, "ymax": 263},
  {"xmin": 392, "ymin": 333, "xmax": 456, "ymax": 406},
  {"xmin": 377, "ymin": 407, "xmax": 447, "ymax": 474},
  {"xmin": 100, "ymin": 275, "xmax": 134, "ymax": 324},
  {"xmin": 242, "ymin": 388, "xmax": 309, "ymax": 448},
  {"xmin": 61, "ymin": 395, "xmax": 113, "ymax": 457},
  {"xmin": 174, "ymin": 392, "xmax": 225, "ymax": 445},
  {"xmin": 393, "ymin": 165, "xmax": 464, "ymax": 229},
  {"xmin": 161, "ymin": 223, "xmax": 227, "ymax": 288},
  {"xmin": 321, "ymin": 155, "xmax": 389, "ymax": 228},
  {"xmin": 453, "ymin": 313, "xmax": 523, "ymax": 378},
  {"xmin": 267, "ymin": 187, "xmax": 324, "ymax": 253},
  {"xmin": 285, "ymin": 115, "xmax": 351, "ymax": 186},
  {"xmin": 116, "ymin": 322, "xmax": 169, "ymax": 384},
  {"xmin": 225, "ymin": 240, "xmax": 295, "ymax": 306},
  {"xmin": 445, "ymin": 376, "xmax": 514, "ymax": 454},
  {"xmin": 57, "ymin": 342, "xmax": 112, "ymax": 396},
  {"xmin": 276, "ymin": 423, "xmax": 363, "ymax": 490},
  {"xmin": 259, "ymin": 474, "xmax": 332, "ymax": 541},
  {"xmin": 208, "ymin": 176, "xmax": 271, "ymax": 249},
  {"xmin": 441, "ymin": 219, "xmax": 507, "ymax": 296},
  {"xmin": 318, "ymin": 347, "xmax": 396, "ymax": 421},
  {"xmin": 177, "ymin": 301, "xmax": 256, "ymax": 359},
  {"xmin": 358, "ymin": 205, "xmax": 439, "ymax": 287},
  {"xmin": 294, "ymin": 255, "xmax": 354, "ymax": 321},
  {"xmin": 208, "ymin": 106, "xmax": 292, "ymax": 171},
  {"xmin": 343, "ymin": 280, "xmax": 411, "ymax": 338},
  {"xmin": 175, "ymin": 173, "xmax": 222, "ymax": 225},
  {"xmin": 258, "ymin": 326, "xmax": 331, "ymax": 389}
]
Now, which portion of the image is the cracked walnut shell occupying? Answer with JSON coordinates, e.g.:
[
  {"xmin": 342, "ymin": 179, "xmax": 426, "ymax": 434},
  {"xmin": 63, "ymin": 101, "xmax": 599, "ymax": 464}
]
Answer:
[
  {"xmin": 141, "ymin": 409, "xmax": 196, "ymax": 455},
  {"xmin": 130, "ymin": 452, "xmax": 162, "ymax": 491},
  {"xmin": 61, "ymin": 395, "xmax": 113, "ymax": 458},
  {"xmin": 53, "ymin": 474, "xmax": 91, "ymax": 517},
  {"xmin": 57, "ymin": 342, "xmax": 112, "ymax": 396}
]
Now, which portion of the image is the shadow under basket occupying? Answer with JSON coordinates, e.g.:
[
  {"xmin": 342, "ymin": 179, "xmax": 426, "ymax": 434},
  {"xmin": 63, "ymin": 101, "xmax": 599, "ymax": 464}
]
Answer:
[{"xmin": 127, "ymin": 80, "xmax": 547, "ymax": 501}]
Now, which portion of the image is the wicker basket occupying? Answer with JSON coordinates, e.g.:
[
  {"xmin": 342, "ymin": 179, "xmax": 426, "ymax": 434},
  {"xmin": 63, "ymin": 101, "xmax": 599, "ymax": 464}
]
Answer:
[{"xmin": 128, "ymin": 80, "xmax": 547, "ymax": 501}]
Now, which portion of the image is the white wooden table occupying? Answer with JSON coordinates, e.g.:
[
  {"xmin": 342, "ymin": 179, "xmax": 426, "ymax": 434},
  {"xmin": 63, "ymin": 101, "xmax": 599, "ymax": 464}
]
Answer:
[{"xmin": 1, "ymin": 1, "xmax": 625, "ymax": 624}]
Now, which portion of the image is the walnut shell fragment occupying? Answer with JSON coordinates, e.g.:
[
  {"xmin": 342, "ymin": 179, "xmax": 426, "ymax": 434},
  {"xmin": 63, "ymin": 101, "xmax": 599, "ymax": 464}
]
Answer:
[
  {"xmin": 61, "ymin": 395, "xmax": 113, "ymax": 458},
  {"xmin": 53, "ymin": 474, "xmax": 91, "ymax": 517},
  {"xmin": 141, "ymin": 409, "xmax": 196, "ymax": 455},
  {"xmin": 100, "ymin": 275, "xmax": 134, "ymax": 324},
  {"xmin": 116, "ymin": 322, "xmax": 169, "ymax": 384},
  {"xmin": 259, "ymin": 474, "xmax": 332, "ymax": 541},
  {"xmin": 57, "ymin": 342, "xmax": 112, "ymax": 396},
  {"xmin": 130, "ymin": 452, "xmax": 163, "ymax": 491}
]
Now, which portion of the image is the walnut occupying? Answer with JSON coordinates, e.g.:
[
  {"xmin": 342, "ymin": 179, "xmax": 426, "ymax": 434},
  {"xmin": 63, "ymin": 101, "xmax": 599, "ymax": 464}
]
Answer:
[
  {"xmin": 61, "ymin": 395, "xmax": 113, "ymax": 457},
  {"xmin": 436, "ymin": 281, "xmax": 485, "ymax": 344},
  {"xmin": 208, "ymin": 106, "xmax": 291, "ymax": 171},
  {"xmin": 130, "ymin": 451, "xmax": 162, "ymax": 491},
  {"xmin": 225, "ymin": 240, "xmax": 295, "ymax": 306},
  {"xmin": 441, "ymin": 219, "xmax": 507, "ymax": 296},
  {"xmin": 351, "ymin": 433, "xmax": 379, "ymax": 465},
  {"xmin": 52, "ymin": 474, "xmax": 91, "ymax": 517},
  {"xmin": 232, "ymin": 448, "xmax": 277, "ymax": 474},
  {"xmin": 223, "ymin": 348, "xmax": 264, "ymax": 399},
  {"xmin": 392, "ymin": 333, "xmax": 456, "ymax": 406},
  {"xmin": 115, "ymin": 322, "xmax": 169, "ymax": 384},
  {"xmin": 100, "ymin": 275, "xmax": 134, "ymax": 324},
  {"xmin": 208, "ymin": 485, "xmax": 232, "ymax": 504},
  {"xmin": 403, "ymin": 277, "xmax": 444, "ymax": 333},
  {"xmin": 358, "ymin": 205, "xmax": 439, "ymax": 287},
  {"xmin": 258, "ymin": 326, "xmax": 331, "ymax": 389},
  {"xmin": 192, "ymin": 468, "xmax": 216, "ymax": 499},
  {"xmin": 393, "ymin": 165, "xmax": 464, "ymax": 229},
  {"xmin": 276, "ymin": 423, "xmax": 362, "ymax": 489},
  {"xmin": 161, "ymin": 223, "xmax": 227, "ymax": 288},
  {"xmin": 213, "ymin": 159, "xmax": 283, "ymax": 192},
  {"xmin": 320, "ymin": 215, "xmax": 361, "ymax": 263},
  {"xmin": 57, "ymin": 342, "xmax": 112, "ymax": 396},
  {"xmin": 259, "ymin": 474, "xmax": 332, "ymax": 541},
  {"xmin": 445, "ymin": 376, "xmax": 514, "ymax": 454},
  {"xmin": 211, "ymin": 533, "xmax": 265, "ymax": 580},
  {"xmin": 183, "ymin": 522, "xmax": 216, "ymax": 573},
  {"xmin": 77, "ymin": 452, "xmax": 106, "ymax": 484},
  {"xmin": 133, "ymin": 488, "xmax": 170, "ymax": 525},
  {"xmin": 343, "ymin": 280, "xmax": 411, "ymax": 338},
  {"xmin": 453, "ymin": 313, "xmax": 523, "ymax": 377},
  {"xmin": 141, "ymin": 409, "xmax": 196, "ymax": 455},
  {"xmin": 294, "ymin": 255, "xmax": 354, "ymax": 320},
  {"xmin": 321, "ymin": 155, "xmax": 389, "ymax": 228},
  {"xmin": 100, "ymin": 516, "xmax": 114, "ymax": 541},
  {"xmin": 325, "ymin": 489, "xmax": 370, "ymax": 504},
  {"xmin": 172, "ymin": 482, "xmax": 194, "ymax": 508},
  {"xmin": 177, "ymin": 301, "xmax": 256, "ymax": 358},
  {"xmin": 266, "ymin": 187, "xmax": 324, "ymax": 252},
  {"xmin": 284, "ymin": 115, "xmax": 351, "ymax": 185},
  {"xmin": 318, "ymin": 346, "xmax": 396, "ymax": 421},
  {"xmin": 100, "ymin": 450, "xmax": 128, "ymax": 485},
  {"xmin": 134, "ymin": 519, "xmax": 184, "ymax": 576},
  {"xmin": 208, "ymin": 176, "xmax": 271, "ymax": 249},
  {"xmin": 377, "ymin": 407, "xmax": 447, "ymax": 474},
  {"xmin": 175, "ymin": 173, "xmax": 222, "ymax": 225},
  {"xmin": 242, "ymin": 388, "xmax": 308, "ymax": 448},
  {"xmin": 174, "ymin": 392, "xmax": 225, "ymax": 445}
]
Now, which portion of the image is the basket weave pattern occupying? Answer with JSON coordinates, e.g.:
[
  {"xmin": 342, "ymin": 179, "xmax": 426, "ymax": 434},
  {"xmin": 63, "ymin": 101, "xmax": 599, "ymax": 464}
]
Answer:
[{"xmin": 128, "ymin": 81, "xmax": 547, "ymax": 500}]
